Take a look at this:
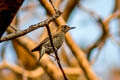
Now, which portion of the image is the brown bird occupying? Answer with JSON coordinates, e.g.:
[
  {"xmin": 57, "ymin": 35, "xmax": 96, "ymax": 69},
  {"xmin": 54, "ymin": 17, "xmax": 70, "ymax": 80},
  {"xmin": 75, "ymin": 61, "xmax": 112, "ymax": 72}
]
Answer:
[{"xmin": 31, "ymin": 25, "xmax": 75, "ymax": 62}]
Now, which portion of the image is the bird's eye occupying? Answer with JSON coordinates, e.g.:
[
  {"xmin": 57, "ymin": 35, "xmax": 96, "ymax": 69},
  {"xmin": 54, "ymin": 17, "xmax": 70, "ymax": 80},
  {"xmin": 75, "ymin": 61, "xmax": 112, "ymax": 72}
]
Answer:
[{"xmin": 64, "ymin": 26, "xmax": 67, "ymax": 29}]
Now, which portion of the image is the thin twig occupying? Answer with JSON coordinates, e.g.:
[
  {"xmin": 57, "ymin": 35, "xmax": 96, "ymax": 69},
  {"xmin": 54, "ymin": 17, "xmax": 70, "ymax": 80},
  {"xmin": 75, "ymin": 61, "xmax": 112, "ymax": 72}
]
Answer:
[
  {"xmin": 91, "ymin": 46, "xmax": 103, "ymax": 65},
  {"xmin": 49, "ymin": 0, "xmax": 57, "ymax": 12},
  {"xmin": 9, "ymin": 26, "xmax": 18, "ymax": 32},
  {"xmin": 0, "ymin": 10, "xmax": 62, "ymax": 42},
  {"xmin": 78, "ymin": 4, "xmax": 100, "ymax": 20},
  {"xmin": 87, "ymin": 18, "xmax": 108, "ymax": 61},
  {"xmin": 46, "ymin": 1, "xmax": 68, "ymax": 79},
  {"xmin": 45, "ymin": 24, "xmax": 68, "ymax": 80}
]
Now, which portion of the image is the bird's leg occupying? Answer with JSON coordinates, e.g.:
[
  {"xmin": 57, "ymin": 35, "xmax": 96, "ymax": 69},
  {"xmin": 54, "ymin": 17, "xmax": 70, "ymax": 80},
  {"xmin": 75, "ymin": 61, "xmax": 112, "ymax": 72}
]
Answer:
[{"xmin": 51, "ymin": 47, "xmax": 58, "ymax": 60}]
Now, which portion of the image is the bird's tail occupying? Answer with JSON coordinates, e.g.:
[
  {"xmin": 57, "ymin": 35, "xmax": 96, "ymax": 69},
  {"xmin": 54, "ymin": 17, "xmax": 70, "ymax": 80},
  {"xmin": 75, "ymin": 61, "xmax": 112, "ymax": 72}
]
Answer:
[
  {"xmin": 31, "ymin": 47, "xmax": 38, "ymax": 52},
  {"xmin": 37, "ymin": 51, "xmax": 44, "ymax": 64}
]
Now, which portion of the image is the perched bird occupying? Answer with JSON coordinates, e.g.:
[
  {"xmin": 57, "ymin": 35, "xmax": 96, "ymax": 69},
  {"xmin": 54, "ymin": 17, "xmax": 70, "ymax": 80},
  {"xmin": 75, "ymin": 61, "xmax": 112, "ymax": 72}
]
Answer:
[{"xmin": 31, "ymin": 25, "xmax": 75, "ymax": 62}]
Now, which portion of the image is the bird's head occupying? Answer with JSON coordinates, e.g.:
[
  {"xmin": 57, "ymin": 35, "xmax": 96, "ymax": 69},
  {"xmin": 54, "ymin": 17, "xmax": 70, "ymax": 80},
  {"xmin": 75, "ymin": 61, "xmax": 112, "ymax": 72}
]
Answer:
[{"xmin": 57, "ymin": 25, "xmax": 75, "ymax": 33}]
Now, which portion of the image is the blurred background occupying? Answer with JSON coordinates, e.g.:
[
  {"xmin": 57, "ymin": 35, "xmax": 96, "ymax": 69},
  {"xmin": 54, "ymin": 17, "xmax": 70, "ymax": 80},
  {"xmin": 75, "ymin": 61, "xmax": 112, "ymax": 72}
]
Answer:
[{"xmin": 0, "ymin": 0, "xmax": 120, "ymax": 80}]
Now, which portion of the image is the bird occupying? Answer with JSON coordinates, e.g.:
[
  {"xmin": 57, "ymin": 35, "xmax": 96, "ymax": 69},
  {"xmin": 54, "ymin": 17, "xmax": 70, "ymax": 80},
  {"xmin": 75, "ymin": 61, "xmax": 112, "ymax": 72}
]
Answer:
[{"xmin": 31, "ymin": 25, "xmax": 75, "ymax": 62}]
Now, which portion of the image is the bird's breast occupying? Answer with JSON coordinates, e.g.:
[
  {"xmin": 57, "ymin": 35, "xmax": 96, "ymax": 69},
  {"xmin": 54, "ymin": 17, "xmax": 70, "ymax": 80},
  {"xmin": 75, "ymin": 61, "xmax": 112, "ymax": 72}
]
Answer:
[
  {"xmin": 43, "ymin": 34, "xmax": 64, "ymax": 50},
  {"xmin": 54, "ymin": 34, "xmax": 64, "ymax": 49}
]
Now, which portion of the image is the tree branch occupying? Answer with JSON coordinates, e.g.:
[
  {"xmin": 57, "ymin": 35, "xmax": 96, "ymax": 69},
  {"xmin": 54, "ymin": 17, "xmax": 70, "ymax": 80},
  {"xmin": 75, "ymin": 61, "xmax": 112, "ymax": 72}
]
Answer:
[
  {"xmin": 0, "ymin": 10, "xmax": 62, "ymax": 42},
  {"xmin": 0, "ymin": 61, "xmax": 44, "ymax": 78}
]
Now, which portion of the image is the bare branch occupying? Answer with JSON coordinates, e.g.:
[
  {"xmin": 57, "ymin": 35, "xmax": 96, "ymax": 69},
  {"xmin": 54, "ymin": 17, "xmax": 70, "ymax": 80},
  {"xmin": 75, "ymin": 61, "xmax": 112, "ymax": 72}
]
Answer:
[
  {"xmin": 78, "ymin": 4, "xmax": 109, "ymax": 61},
  {"xmin": 0, "ymin": 61, "xmax": 84, "ymax": 78},
  {"xmin": 0, "ymin": 10, "xmax": 62, "ymax": 42}
]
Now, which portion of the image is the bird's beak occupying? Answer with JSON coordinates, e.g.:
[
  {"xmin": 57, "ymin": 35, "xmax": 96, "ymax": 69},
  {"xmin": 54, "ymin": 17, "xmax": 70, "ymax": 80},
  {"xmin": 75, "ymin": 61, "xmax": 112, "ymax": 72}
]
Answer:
[{"xmin": 70, "ymin": 27, "xmax": 76, "ymax": 29}]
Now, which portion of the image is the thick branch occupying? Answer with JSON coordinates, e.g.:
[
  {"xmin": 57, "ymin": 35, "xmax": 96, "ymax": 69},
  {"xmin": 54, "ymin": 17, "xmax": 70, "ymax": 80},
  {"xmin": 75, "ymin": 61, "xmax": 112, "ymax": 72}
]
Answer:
[
  {"xmin": 113, "ymin": 0, "xmax": 120, "ymax": 12},
  {"xmin": 0, "ymin": 61, "xmax": 44, "ymax": 78},
  {"xmin": 0, "ymin": 61, "xmax": 83, "ymax": 78}
]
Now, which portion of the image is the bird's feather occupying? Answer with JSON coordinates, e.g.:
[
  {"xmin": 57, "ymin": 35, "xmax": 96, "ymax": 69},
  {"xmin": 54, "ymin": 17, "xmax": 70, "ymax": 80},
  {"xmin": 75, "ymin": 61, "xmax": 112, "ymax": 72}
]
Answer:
[{"xmin": 31, "ymin": 32, "xmax": 64, "ymax": 52}]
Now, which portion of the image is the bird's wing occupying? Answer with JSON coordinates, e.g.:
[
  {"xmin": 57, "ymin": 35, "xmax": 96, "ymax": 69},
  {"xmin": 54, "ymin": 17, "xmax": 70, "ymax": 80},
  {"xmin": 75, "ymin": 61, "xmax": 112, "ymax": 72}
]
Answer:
[
  {"xmin": 31, "ymin": 37, "xmax": 49, "ymax": 52},
  {"xmin": 31, "ymin": 33, "xmax": 59, "ymax": 52}
]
